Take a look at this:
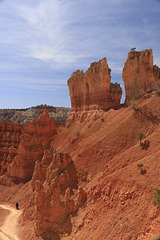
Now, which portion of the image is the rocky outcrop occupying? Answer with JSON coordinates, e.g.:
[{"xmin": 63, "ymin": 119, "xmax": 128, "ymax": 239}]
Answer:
[
  {"xmin": 122, "ymin": 49, "xmax": 160, "ymax": 105},
  {"xmin": 110, "ymin": 82, "xmax": 123, "ymax": 109},
  {"xmin": 67, "ymin": 58, "xmax": 122, "ymax": 122},
  {"xmin": 153, "ymin": 64, "xmax": 160, "ymax": 82},
  {"xmin": 32, "ymin": 150, "xmax": 87, "ymax": 240},
  {"xmin": 7, "ymin": 105, "xmax": 57, "ymax": 183},
  {"xmin": 0, "ymin": 122, "xmax": 22, "ymax": 176}
]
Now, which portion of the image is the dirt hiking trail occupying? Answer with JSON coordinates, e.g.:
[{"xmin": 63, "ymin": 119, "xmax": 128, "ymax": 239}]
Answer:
[{"xmin": 0, "ymin": 204, "xmax": 22, "ymax": 240}]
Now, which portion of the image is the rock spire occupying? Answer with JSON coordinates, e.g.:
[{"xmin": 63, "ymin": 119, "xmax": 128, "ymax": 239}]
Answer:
[
  {"xmin": 67, "ymin": 58, "xmax": 122, "ymax": 122},
  {"xmin": 122, "ymin": 49, "xmax": 160, "ymax": 105}
]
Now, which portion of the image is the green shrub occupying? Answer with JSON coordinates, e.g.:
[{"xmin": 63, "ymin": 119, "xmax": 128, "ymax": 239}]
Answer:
[
  {"xmin": 137, "ymin": 163, "xmax": 144, "ymax": 168},
  {"xmin": 137, "ymin": 132, "xmax": 146, "ymax": 145},
  {"xmin": 137, "ymin": 163, "xmax": 146, "ymax": 175},
  {"xmin": 153, "ymin": 189, "xmax": 160, "ymax": 207}
]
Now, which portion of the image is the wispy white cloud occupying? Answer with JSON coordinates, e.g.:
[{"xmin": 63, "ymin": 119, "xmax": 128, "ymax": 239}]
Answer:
[
  {"xmin": 0, "ymin": 0, "xmax": 160, "ymax": 107},
  {"xmin": 15, "ymin": 1, "xmax": 73, "ymax": 62},
  {"xmin": 2, "ymin": 0, "xmax": 160, "ymax": 68}
]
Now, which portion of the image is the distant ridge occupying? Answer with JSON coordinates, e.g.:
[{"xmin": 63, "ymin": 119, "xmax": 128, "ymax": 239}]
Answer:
[{"xmin": 0, "ymin": 105, "xmax": 70, "ymax": 125}]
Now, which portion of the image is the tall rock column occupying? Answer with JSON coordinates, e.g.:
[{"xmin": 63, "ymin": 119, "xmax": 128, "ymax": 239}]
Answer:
[
  {"xmin": 32, "ymin": 150, "xmax": 87, "ymax": 240},
  {"xmin": 67, "ymin": 58, "xmax": 122, "ymax": 122},
  {"xmin": 122, "ymin": 49, "xmax": 160, "ymax": 105}
]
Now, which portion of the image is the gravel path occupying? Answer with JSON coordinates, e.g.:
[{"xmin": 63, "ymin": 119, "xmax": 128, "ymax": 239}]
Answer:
[{"xmin": 0, "ymin": 205, "xmax": 22, "ymax": 240}]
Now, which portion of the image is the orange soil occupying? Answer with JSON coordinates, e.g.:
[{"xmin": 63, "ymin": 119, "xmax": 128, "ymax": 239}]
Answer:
[{"xmin": 0, "ymin": 92, "xmax": 160, "ymax": 240}]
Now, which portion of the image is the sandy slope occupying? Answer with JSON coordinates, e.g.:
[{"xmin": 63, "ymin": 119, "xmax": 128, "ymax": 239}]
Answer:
[{"xmin": 0, "ymin": 205, "xmax": 22, "ymax": 240}]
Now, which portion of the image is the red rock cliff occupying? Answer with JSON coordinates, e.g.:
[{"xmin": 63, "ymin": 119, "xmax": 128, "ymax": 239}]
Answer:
[
  {"xmin": 0, "ymin": 122, "xmax": 22, "ymax": 177},
  {"xmin": 7, "ymin": 105, "xmax": 57, "ymax": 183},
  {"xmin": 122, "ymin": 49, "xmax": 160, "ymax": 105},
  {"xmin": 67, "ymin": 58, "xmax": 122, "ymax": 122}
]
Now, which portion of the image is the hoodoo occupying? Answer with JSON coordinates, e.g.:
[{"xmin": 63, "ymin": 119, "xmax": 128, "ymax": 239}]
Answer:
[
  {"xmin": 32, "ymin": 150, "xmax": 87, "ymax": 239},
  {"xmin": 67, "ymin": 58, "xmax": 122, "ymax": 122},
  {"xmin": 7, "ymin": 105, "xmax": 57, "ymax": 183},
  {"xmin": 122, "ymin": 49, "xmax": 160, "ymax": 105}
]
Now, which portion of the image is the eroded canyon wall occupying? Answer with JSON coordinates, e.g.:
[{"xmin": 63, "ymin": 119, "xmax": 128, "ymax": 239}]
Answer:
[
  {"xmin": 122, "ymin": 49, "xmax": 160, "ymax": 105},
  {"xmin": 32, "ymin": 150, "xmax": 87, "ymax": 240},
  {"xmin": 7, "ymin": 105, "xmax": 57, "ymax": 183},
  {"xmin": 0, "ymin": 122, "xmax": 22, "ymax": 177},
  {"xmin": 67, "ymin": 58, "xmax": 122, "ymax": 122}
]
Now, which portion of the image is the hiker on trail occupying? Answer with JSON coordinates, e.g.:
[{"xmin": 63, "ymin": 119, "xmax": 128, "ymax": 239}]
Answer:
[{"xmin": 16, "ymin": 202, "xmax": 19, "ymax": 210}]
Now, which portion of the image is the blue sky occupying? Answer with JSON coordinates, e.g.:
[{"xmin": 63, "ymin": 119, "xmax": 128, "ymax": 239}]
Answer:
[{"xmin": 0, "ymin": 0, "xmax": 160, "ymax": 108}]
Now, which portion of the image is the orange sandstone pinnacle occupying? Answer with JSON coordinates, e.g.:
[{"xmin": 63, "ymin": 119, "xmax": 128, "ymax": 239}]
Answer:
[
  {"xmin": 67, "ymin": 58, "xmax": 122, "ymax": 122},
  {"xmin": 122, "ymin": 49, "xmax": 160, "ymax": 105}
]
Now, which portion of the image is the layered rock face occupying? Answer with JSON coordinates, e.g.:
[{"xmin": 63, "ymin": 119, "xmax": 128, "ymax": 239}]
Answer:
[
  {"xmin": 0, "ymin": 106, "xmax": 70, "ymax": 125},
  {"xmin": 0, "ymin": 122, "xmax": 22, "ymax": 176},
  {"xmin": 122, "ymin": 49, "xmax": 160, "ymax": 105},
  {"xmin": 7, "ymin": 105, "xmax": 57, "ymax": 183},
  {"xmin": 67, "ymin": 58, "xmax": 122, "ymax": 122},
  {"xmin": 32, "ymin": 150, "xmax": 87, "ymax": 240}
]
